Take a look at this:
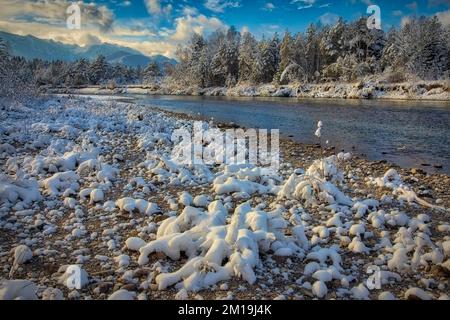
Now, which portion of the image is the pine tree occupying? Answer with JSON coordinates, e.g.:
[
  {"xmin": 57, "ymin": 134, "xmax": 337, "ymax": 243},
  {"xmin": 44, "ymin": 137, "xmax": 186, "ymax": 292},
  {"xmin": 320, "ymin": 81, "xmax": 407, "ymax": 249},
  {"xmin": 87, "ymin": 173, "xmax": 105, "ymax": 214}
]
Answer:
[
  {"xmin": 143, "ymin": 61, "xmax": 161, "ymax": 84},
  {"xmin": 89, "ymin": 55, "xmax": 109, "ymax": 85},
  {"xmin": 421, "ymin": 16, "xmax": 448, "ymax": 79},
  {"xmin": 253, "ymin": 34, "xmax": 280, "ymax": 84},
  {"xmin": 276, "ymin": 31, "xmax": 295, "ymax": 83},
  {"xmin": 238, "ymin": 31, "xmax": 257, "ymax": 83},
  {"xmin": 305, "ymin": 24, "xmax": 322, "ymax": 80}
]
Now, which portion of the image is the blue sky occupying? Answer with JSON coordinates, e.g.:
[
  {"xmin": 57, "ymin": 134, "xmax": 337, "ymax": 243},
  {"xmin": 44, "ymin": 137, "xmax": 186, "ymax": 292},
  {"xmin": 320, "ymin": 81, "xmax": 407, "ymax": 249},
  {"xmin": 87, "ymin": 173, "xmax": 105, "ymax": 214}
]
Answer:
[{"xmin": 0, "ymin": 0, "xmax": 449, "ymax": 57}]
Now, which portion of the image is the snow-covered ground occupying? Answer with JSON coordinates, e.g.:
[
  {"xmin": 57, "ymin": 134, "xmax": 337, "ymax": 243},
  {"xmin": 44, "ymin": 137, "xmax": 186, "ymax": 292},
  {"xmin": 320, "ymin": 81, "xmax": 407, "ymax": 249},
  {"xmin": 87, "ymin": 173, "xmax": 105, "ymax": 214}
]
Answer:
[
  {"xmin": 51, "ymin": 80, "xmax": 450, "ymax": 101},
  {"xmin": 0, "ymin": 96, "xmax": 449, "ymax": 300}
]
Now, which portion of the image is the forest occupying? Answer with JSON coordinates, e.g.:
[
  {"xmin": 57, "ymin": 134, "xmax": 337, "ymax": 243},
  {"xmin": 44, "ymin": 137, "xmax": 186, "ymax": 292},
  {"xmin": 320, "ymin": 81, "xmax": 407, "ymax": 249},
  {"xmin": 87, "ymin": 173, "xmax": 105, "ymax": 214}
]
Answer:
[{"xmin": 1, "ymin": 15, "xmax": 449, "ymax": 98}]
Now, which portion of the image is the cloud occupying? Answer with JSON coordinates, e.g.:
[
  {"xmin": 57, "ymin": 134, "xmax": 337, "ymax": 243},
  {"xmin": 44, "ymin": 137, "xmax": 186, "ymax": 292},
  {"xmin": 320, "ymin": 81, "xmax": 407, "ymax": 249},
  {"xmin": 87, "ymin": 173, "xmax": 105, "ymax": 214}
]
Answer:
[
  {"xmin": 241, "ymin": 26, "xmax": 250, "ymax": 34},
  {"xmin": 204, "ymin": 0, "xmax": 241, "ymax": 13},
  {"xmin": 319, "ymin": 12, "xmax": 339, "ymax": 25},
  {"xmin": 262, "ymin": 2, "xmax": 276, "ymax": 11},
  {"xmin": 0, "ymin": 0, "xmax": 229, "ymax": 58},
  {"xmin": 170, "ymin": 14, "xmax": 226, "ymax": 41},
  {"xmin": 144, "ymin": 0, "xmax": 172, "ymax": 17},
  {"xmin": 119, "ymin": 1, "xmax": 132, "ymax": 7},
  {"xmin": 0, "ymin": 0, "xmax": 114, "ymax": 31},
  {"xmin": 290, "ymin": 0, "xmax": 316, "ymax": 10},
  {"xmin": 436, "ymin": 9, "xmax": 450, "ymax": 26}
]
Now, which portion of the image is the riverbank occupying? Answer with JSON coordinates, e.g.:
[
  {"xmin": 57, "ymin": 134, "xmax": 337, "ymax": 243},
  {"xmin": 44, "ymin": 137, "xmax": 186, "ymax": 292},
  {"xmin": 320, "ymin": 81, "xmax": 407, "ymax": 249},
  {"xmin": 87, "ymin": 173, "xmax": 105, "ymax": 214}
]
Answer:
[
  {"xmin": 1, "ymin": 95, "xmax": 449, "ymax": 300},
  {"xmin": 46, "ymin": 79, "xmax": 450, "ymax": 101}
]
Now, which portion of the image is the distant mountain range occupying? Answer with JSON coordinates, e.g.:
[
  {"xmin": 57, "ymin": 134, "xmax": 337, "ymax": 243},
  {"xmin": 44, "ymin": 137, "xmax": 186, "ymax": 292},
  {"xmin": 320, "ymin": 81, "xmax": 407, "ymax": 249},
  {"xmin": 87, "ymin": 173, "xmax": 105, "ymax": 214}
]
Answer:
[{"xmin": 0, "ymin": 31, "xmax": 176, "ymax": 68}]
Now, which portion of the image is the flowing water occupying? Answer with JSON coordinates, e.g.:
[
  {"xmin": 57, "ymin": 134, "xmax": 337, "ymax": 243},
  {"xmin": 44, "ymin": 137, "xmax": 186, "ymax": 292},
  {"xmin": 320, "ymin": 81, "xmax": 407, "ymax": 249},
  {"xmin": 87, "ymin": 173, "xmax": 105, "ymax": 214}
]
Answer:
[{"xmin": 100, "ymin": 94, "xmax": 450, "ymax": 174}]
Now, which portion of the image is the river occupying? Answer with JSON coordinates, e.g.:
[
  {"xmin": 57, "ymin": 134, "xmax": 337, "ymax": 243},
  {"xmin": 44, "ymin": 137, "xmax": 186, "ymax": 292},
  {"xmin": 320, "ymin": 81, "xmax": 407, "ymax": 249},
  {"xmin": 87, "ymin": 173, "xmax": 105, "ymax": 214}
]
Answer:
[{"xmin": 93, "ymin": 94, "xmax": 450, "ymax": 174}]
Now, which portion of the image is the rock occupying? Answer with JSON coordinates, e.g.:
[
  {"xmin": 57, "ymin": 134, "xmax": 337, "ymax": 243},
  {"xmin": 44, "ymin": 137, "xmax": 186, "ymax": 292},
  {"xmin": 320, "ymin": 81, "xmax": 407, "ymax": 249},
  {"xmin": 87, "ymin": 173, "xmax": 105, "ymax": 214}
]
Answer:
[
  {"xmin": 12, "ymin": 245, "xmax": 33, "ymax": 266},
  {"xmin": 411, "ymin": 168, "xmax": 426, "ymax": 175},
  {"xmin": 97, "ymin": 282, "xmax": 113, "ymax": 294},
  {"xmin": 133, "ymin": 268, "xmax": 152, "ymax": 278},
  {"xmin": 121, "ymin": 284, "xmax": 137, "ymax": 291},
  {"xmin": 42, "ymin": 288, "xmax": 64, "ymax": 300}
]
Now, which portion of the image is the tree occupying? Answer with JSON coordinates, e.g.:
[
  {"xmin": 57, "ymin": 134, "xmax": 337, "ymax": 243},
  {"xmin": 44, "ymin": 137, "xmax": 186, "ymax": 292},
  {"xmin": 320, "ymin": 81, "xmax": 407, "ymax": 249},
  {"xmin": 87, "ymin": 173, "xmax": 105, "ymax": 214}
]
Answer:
[
  {"xmin": 399, "ymin": 16, "xmax": 448, "ymax": 80},
  {"xmin": 420, "ymin": 16, "xmax": 448, "ymax": 79},
  {"xmin": 89, "ymin": 55, "xmax": 109, "ymax": 85},
  {"xmin": 253, "ymin": 34, "xmax": 280, "ymax": 84},
  {"xmin": 305, "ymin": 24, "xmax": 323, "ymax": 80},
  {"xmin": 276, "ymin": 31, "xmax": 295, "ymax": 83},
  {"xmin": 143, "ymin": 61, "xmax": 162, "ymax": 84},
  {"xmin": 238, "ymin": 31, "xmax": 257, "ymax": 83},
  {"xmin": 66, "ymin": 58, "xmax": 89, "ymax": 86}
]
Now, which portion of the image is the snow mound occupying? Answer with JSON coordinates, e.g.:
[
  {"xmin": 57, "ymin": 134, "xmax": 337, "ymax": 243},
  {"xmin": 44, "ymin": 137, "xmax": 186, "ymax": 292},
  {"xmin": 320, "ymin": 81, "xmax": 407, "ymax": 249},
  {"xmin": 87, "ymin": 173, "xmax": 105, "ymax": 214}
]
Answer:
[{"xmin": 138, "ymin": 201, "xmax": 308, "ymax": 291}]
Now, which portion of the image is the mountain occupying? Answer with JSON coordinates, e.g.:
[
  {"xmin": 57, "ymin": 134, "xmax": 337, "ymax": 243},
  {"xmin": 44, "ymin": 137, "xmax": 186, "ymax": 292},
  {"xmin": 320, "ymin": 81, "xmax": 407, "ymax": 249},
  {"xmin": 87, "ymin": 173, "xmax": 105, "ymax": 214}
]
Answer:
[{"xmin": 0, "ymin": 31, "xmax": 176, "ymax": 67}]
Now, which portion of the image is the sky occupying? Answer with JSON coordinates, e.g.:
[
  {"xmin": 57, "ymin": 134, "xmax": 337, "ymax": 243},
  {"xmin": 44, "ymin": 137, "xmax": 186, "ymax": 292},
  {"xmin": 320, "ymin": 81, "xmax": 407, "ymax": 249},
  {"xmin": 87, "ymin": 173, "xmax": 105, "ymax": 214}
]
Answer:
[{"xmin": 0, "ymin": 0, "xmax": 449, "ymax": 58}]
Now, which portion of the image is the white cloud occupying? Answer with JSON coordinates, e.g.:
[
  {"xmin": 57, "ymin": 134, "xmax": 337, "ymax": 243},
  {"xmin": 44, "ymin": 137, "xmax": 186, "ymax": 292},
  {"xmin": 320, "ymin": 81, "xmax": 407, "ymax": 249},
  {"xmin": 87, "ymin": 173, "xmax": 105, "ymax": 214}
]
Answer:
[
  {"xmin": 0, "ymin": 0, "xmax": 114, "ymax": 31},
  {"xmin": 319, "ymin": 12, "xmax": 339, "ymax": 25},
  {"xmin": 436, "ymin": 10, "xmax": 450, "ymax": 26},
  {"xmin": 290, "ymin": 0, "xmax": 316, "ymax": 10},
  {"xmin": 263, "ymin": 3, "xmax": 276, "ymax": 11},
  {"xmin": 119, "ymin": 1, "xmax": 132, "ymax": 7},
  {"xmin": 144, "ymin": 0, "xmax": 172, "ymax": 17},
  {"xmin": 170, "ymin": 14, "xmax": 226, "ymax": 41},
  {"xmin": 0, "ymin": 0, "xmax": 227, "ymax": 58},
  {"xmin": 204, "ymin": 0, "xmax": 241, "ymax": 13}
]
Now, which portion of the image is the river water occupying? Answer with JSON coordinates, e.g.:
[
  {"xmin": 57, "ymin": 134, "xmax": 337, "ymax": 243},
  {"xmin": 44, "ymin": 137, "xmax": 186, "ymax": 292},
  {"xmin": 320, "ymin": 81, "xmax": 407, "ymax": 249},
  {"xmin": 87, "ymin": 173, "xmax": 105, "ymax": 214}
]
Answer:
[{"xmin": 102, "ymin": 94, "xmax": 450, "ymax": 174}]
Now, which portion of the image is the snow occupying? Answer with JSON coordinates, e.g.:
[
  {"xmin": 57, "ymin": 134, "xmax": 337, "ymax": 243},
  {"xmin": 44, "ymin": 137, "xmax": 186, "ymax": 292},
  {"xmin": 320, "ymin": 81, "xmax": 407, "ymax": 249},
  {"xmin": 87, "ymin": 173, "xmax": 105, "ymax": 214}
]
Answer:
[
  {"xmin": 0, "ymin": 95, "xmax": 448, "ymax": 300},
  {"xmin": 312, "ymin": 281, "xmax": 327, "ymax": 298},
  {"xmin": 350, "ymin": 283, "xmax": 370, "ymax": 300},
  {"xmin": 378, "ymin": 291, "xmax": 396, "ymax": 300},
  {"xmin": 90, "ymin": 189, "xmax": 104, "ymax": 203},
  {"xmin": 179, "ymin": 192, "xmax": 193, "ymax": 206},
  {"xmin": 0, "ymin": 280, "xmax": 38, "ymax": 300},
  {"xmin": 404, "ymin": 288, "xmax": 433, "ymax": 300},
  {"xmin": 193, "ymin": 195, "xmax": 209, "ymax": 207},
  {"xmin": 116, "ymin": 198, "xmax": 160, "ymax": 215},
  {"xmin": 10, "ymin": 245, "xmax": 33, "ymax": 277},
  {"xmin": 108, "ymin": 289, "xmax": 136, "ymax": 300},
  {"xmin": 125, "ymin": 237, "xmax": 146, "ymax": 251},
  {"xmin": 388, "ymin": 248, "xmax": 410, "ymax": 271},
  {"xmin": 58, "ymin": 265, "xmax": 89, "ymax": 289}
]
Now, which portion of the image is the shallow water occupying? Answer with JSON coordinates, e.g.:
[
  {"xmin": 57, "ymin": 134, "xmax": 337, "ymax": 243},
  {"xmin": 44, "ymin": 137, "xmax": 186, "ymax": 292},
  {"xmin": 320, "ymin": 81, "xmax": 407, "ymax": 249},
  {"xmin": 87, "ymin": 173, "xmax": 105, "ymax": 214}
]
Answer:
[{"xmin": 99, "ymin": 94, "xmax": 450, "ymax": 174}]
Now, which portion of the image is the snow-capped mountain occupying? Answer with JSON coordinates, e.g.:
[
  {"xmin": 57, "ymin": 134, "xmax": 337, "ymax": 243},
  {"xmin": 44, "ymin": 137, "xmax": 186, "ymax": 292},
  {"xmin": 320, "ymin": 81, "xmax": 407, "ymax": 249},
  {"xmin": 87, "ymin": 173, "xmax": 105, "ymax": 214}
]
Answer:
[{"xmin": 0, "ymin": 31, "xmax": 176, "ymax": 67}]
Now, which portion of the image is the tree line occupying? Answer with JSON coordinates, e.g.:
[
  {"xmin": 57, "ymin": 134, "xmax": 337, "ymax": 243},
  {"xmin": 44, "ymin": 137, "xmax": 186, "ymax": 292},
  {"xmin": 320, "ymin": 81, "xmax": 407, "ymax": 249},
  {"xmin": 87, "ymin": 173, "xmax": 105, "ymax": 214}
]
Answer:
[
  {"xmin": 167, "ymin": 15, "xmax": 450, "ymax": 88},
  {"xmin": 1, "ymin": 14, "xmax": 449, "ymax": 99}
]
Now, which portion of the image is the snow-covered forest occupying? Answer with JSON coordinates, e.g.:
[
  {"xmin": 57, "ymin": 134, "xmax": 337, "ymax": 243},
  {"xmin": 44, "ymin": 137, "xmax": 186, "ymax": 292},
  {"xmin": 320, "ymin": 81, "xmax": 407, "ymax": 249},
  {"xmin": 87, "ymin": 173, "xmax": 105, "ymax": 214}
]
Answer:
[
  {"xmin": 169, "ymin": 16, "xmax": 450, "ymax": 88},
  {"xmin": 2, "ymin": 15, "xmax": 450, "ymax": 96},
  {"xmin": 0, "ymin": 38, "xmax": 166, "ymax": 94}
]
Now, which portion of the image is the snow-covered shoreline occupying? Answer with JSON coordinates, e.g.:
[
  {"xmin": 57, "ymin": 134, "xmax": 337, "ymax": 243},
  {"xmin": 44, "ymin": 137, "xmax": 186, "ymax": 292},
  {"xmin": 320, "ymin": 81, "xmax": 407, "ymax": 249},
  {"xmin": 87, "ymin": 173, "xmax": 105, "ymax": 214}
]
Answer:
[
  {"xmin": 1, "ymin": 96, "xmax": 449, "ymax": 300},
  {"xmin": 47, "ymin": 80, "xmax": 450, "ymax": 101}
]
